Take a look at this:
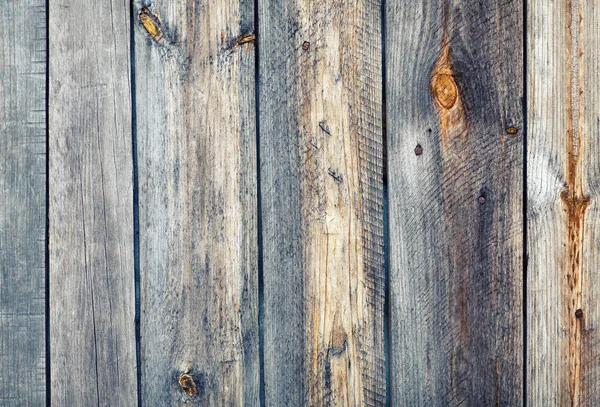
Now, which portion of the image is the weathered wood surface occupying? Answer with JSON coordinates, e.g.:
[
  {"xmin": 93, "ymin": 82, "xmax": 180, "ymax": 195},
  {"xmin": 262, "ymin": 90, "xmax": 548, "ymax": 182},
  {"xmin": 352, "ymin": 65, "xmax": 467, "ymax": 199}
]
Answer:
[
  {"xmin": 134, "ymin": 0, "xmax": 259, "ymax": 405},
  {"xmin": 10, "ymin": 0, "xmax": 600, "ymax": 404},
  {"xmin": 259, "ymin": 0, "xmax": 386, "ymax": 405},
  {"xmin": 528, "ymin": 0, "xmax": 600, "ymax": 404},
  {"xmin": 49, "ymin": 0, "xmax": 137, "ymax": 404},
  {"xmin": 0, "ymin": 1, "xmax": 47, "ymax": 404},
  {"xmin": 386, "ymin": 1, "xmax": 524, "ymax": 405}
]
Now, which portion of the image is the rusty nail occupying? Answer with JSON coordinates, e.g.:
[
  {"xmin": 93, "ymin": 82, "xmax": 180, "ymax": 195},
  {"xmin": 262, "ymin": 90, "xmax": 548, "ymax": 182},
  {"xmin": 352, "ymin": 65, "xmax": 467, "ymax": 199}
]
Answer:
[
  {"xmin": 302, "ymin": 41, "xmax": 310, "ymax": 51},
  {"xmin": 575, "ymin": 309, "xmax": 583, "ymax": 318},
  {"xmin": 414, "ymin": 144, "xmax": 423, "ymax": 156},
  {"xmin": 478, "ymin": 195, "xmax": 486, "ymax": 205},
  {"xmin": 506, "ymin": 126, "xmax": 518, "ymax": 135}
]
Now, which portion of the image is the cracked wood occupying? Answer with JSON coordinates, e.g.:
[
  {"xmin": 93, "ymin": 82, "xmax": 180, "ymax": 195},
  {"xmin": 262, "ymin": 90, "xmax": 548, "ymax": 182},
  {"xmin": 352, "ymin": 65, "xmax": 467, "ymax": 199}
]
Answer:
[{"xmin": 49, "ymin": 0, "xmax": 138, "ymax": 405}]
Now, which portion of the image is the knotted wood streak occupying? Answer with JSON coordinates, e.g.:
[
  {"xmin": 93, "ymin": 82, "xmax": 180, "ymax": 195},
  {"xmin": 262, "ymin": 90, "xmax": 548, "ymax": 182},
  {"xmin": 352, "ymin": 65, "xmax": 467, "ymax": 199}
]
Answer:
[{"xmin": 430, "ymin": 23, "xmax": 468, "ymax": 143}]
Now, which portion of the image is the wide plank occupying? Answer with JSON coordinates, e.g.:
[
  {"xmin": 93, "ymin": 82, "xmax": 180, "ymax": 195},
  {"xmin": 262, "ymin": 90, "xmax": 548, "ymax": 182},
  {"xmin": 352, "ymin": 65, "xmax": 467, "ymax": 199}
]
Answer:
[
  {"xmin": 528, "ymin": 0, "xmax": 600, "ymax": 404},
  {"xmin": 133, "ymin": 0, "xmax": 259, "ymax": 405},
  {"xmin": 259, "ymin": 0, "xmax": 386, "ymax": 405},
  {"xmin": 0, "ymin": 1, "xmax": 47, "ymax": 404},
  {"xmin": 386, "ymin": 1, "xmax": 524, "ymax": 405},
  {"xmin": 49, "ymin": 0, "xmax": 137, "ymax": 404}
]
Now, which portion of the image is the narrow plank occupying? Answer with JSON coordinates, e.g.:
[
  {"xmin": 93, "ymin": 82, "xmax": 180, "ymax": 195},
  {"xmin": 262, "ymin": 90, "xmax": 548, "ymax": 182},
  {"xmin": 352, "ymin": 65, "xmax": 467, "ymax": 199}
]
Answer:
[
  {"xmin": 133, "ymin": 0, "xmax": 259, "ymax": 404},
  {"xmin": 386, "ymin": 1, "xmax": 523, "ymax": 405},
  {"xmin": 528, "ymin": 0, "xmax": 600, "ymax": 404},
  {"xmin": 49, "ymin": 0, "xmax": 137, "ymax": 404},
  {"xmin": 0, "ymin": 1, "xmax": 47, "ymax": 404},
  {"xmin": 259, "ymin": 0, "xmax": 386, "ymax": 404}
]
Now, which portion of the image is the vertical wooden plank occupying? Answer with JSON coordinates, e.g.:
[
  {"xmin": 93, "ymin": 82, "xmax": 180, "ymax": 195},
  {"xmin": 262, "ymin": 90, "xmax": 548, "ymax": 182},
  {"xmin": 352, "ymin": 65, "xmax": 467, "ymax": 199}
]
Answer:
[
  {"xmin": 386, "ymin": 1, "xmax": 523, "ymax": 405},
  {"xmin": 0, "ymin": 0, "xmax": 46, "ymax": 404},
  {"xmin": 260, "ymin": 0, "xmax": 386, "ymax": 405},
  {"xmin": 528, "ymin": 0, "xmax": 600, "ymax": 404},
  {"xmin": 133, "ymin": 0, "xmax": 258, "ymax": 404},
  {"xmin": 49, "ymin": 0, "xmax": 137, "ymax": 405}
]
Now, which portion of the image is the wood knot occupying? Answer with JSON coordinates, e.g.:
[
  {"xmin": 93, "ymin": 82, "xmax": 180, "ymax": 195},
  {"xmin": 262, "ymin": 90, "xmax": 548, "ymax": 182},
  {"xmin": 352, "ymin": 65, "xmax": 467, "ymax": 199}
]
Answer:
[
  {"xmin": 178, "ymin": 373, "xmax": 197, "ymax": 397},
  {"xmin": 235, "ymin": 33, "xmax": 255, "ymax": 47},
  {"xmin": 431, "ymin": 73, "xmax": 458, "ymax": 109},
  {"xmin": 139, "ymin": 7, "xmax": 163, "ymax": 41}
]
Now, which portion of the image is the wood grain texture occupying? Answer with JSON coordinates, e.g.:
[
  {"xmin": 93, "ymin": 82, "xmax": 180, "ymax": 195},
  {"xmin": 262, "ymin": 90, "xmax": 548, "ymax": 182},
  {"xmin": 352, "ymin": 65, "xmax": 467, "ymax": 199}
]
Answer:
[
  {"xmin": 259, "ymin": 0, "xmax": 386, "ymax": 405},
  {"xmin": 133, "ymin": 0, "xmax": 259, "ymax": 405},
  {"xmin": 386, "ymin": 1, "xmax": 523, "ymax": 405},
  {"xmin": 0, "ymin": 1, "xmax": 46, "ymax": 404},
  {"xmin": 49, "ymin": 0, "xmax": 137, "ymax": 404},
  {"xmin": 528, "ymin": 0, "xmax": 600, "ymax": 404}
]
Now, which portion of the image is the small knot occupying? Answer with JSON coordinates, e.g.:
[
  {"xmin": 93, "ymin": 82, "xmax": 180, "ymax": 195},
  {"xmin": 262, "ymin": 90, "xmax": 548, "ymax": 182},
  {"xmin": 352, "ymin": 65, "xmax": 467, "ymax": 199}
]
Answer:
[
  {"xmin": 431, "ymin": 73, "xmax": 458, "ymax": 109},
  {"xmin": 235, "ymin": 33, "xmax": 255, "ymax": 47},
  {"xmin": 139, "ymin": 7, "xmax": 163, "ymax": 41},
  {"xmin": 179, "ymin": 373, "xmax": 197, "ymax": 396}
]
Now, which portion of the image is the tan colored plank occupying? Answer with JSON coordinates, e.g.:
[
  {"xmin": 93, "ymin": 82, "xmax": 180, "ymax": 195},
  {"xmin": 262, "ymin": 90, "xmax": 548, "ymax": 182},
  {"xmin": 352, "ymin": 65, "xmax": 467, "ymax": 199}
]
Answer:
[
  {"xmin": 0, "ymin": 1, "xmax": 46, "ymax": 404},
  {"xmin": 528, "ymin": 0, "xmax": 600, "ymax": 404},
  {"xmin": 133, "ymin": 0, "xmax": 259, "ymax": 405},
  {"xmin": 386, "ymin": 1, "xmax": 524, "ymax": 404},
  {"xmin": 259, "ymin": 1, "xmax": 386, "ymax": 405},
  {"xmin": 49, "ymin": 0, "xmax": 137, "ymax": 404}
]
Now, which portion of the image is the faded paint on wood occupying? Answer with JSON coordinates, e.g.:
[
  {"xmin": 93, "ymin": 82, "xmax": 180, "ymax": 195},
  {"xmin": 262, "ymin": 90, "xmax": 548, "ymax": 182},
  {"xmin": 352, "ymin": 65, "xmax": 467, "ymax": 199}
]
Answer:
[
  {"xmin": 259, "ymin": 0, "xmax": 386, "ymax": 405},
  {"xmin": 528, "ymin": 0, "xmax": 600, "ymax": 404},
  {"xmin": 134, "ymin": 0, "xmax": 259, "ymax": 405},
  {"xmin": 49, "ymin": 0, "xmax": 137, "ymax": 404},
  {"xmin": 386, "ymin": 1, "xmax": 524, "ymax": 405},
  {"xmin": 0, "ymin": 1, "xmax": 46, "ymax": 404}
]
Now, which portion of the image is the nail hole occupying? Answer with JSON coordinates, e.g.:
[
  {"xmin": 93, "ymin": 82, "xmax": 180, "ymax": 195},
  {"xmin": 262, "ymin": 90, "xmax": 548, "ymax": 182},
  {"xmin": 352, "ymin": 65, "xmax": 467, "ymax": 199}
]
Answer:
[
  {"xmin": 414, "ymin": 144, "xmax": 423, "ymax": 156},
  {"xmin": 302, "ymin": 41, "xmax": 310, "ymax": 51},
  {"xmin": 575, "ymin": 309, "xmax": 583, "ymax": 318}
]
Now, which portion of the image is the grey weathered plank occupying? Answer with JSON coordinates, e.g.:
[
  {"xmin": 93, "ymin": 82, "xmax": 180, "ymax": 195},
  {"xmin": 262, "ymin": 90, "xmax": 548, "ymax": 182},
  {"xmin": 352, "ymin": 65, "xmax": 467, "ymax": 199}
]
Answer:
[
  {"xmin": 386, "ymin": 1, "xmax": 523, "ymax": 405},
  {"xmin": 133, "ymin": 0, "xmax": 259, "ymax": 405},
  {"xmin": 528, "ymin": 0, "xmax": 600, "ymax": 404},
  {"xmin": 259, "ymin": 0, "xmax": 386, "ymax": 405},
  {"xmin": 49, "ymin": 0, "xmax": 137, "ymax": 404},
  {"xmin": 0, "ymin": 1, "xmax": 47, "ymax": 404}
]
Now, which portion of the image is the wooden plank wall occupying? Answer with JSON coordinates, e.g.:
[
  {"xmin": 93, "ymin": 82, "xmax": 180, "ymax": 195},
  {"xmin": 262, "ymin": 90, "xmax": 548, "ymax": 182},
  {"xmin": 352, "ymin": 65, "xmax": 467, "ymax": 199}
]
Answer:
[
  {"xmin": 259, "ymin": 0, "xmax": 385, "ymax": 405},
  {"xmin": 528, "ymin": 0, "xmax": 600, "ymax": 404},
  {"xmin": 386, "ymin": 1, "xmax": 524, "ymax": 405},
  {"xmin": 5, "ymin": 0, "xmax": 600, "ymax": 405},
  {"xmin": 48, "ymin": 0, "xmax": 137, "ymax": 404},
  {"xmin": 0, "ymin": 0, "xmax": 47, "ymax": 404},
  {"xmin": 134, "ymin": 0, "xmax": 259, "ymax": 405}
]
